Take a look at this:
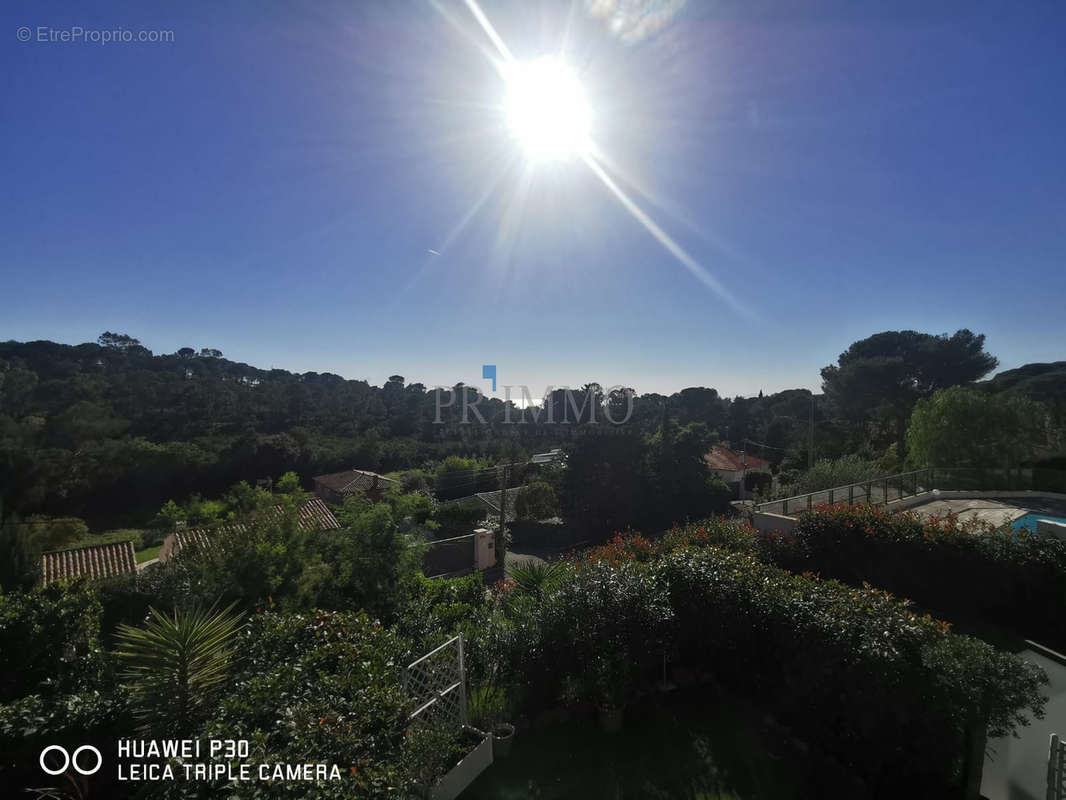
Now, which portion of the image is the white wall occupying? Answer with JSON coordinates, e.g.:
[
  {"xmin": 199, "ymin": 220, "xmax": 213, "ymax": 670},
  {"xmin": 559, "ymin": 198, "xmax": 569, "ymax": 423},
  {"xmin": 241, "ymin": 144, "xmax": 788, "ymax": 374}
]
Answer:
[
  {"xmin": 473, "ymin": 528, "xmax": 495, "ymax": 571},
  {"xmin": 750, "ymin": 511, "xmax": 798, "ymax": 535},
  {"xmin": 981, "ymin": 644, "xmax": 1066, "ymax": 800},
  {"xmin": 1037, "ymin": 519, "xmax": 1066, "ymax": 541},
  {"xmin": 711, "ymin": 469, "xmax": 741, "ymax": 483}
]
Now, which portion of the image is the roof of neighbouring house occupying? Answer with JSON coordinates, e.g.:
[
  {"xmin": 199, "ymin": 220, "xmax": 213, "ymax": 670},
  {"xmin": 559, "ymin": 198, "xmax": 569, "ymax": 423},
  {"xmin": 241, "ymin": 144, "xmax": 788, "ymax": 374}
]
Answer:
[
  {"xmin": 312, "ymin": 468, "xmax": 398, "ymax": 495},
  {"xmin": 704, "ymin": 445, "xmax": 771, "ymax": 472},
  {"xmin": 41, "ymin": 540, "xmax": 138, "ymax": 584},
  {"xmin": 170, "ymin": 496, "xmax": 341, "ymax": 557}
]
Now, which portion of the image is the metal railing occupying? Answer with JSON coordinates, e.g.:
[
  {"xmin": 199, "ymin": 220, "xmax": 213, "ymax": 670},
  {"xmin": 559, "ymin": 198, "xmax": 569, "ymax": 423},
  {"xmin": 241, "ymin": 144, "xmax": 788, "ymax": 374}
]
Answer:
[
  {"xmin": 752, "ymin": 465, "xmax": 1066, "ymax": 517},
  {"xmin": 753, "ymin": 468, "xmax": 934, "ymax": 517}
]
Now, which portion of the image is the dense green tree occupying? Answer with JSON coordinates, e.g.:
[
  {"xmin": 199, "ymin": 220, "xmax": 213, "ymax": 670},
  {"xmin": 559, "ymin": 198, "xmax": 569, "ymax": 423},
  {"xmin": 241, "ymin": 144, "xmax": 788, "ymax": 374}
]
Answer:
[
  {"xmin": 314, "ymin": 504, "xmax": 426, "ymax": 621},
  {"xmin": 514, "ymin": 480, "xmax": 559, "ymax": 520},
  {"xmin": 434, "ymin": 455, "xmax": 492, "ymax": 499},
  {"xmin": 0, "ymin": 330, "xmax": 1024, "ymax": 530},
  {"xmin": 906, "ymin": 386, "xmax": 1048, "ymax": 469},
  {"xmin": 97, "ymin": 331, "xmax": 142, "ymax": 351},
  {"xmin": 0, "ymin": 509, "xmax": 39, "ymax": 591},
  {"xmin": 821, "ymin": 330, "xmax": 998, "ymax": 458},
  {"xmin": 563, "ymin": 432, "xmax": 644, "ymax": 539},
  {"xmin": 275, "ymin": 470, "xmax": 302, "ymax": 493}
]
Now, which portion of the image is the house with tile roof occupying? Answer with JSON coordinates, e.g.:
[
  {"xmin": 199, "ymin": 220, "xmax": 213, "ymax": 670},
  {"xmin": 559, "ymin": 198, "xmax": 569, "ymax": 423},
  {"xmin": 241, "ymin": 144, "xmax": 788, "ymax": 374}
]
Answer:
[
  {"xmin": 159, "ymin": 496, "xmax": 341, "ymax": 562},
  {"xmin": 312, "ymin": 468, "xmax": 398, "ymax": 504},
  {"xmin": 40, "ymin": 539, "xmax": 138, "ymax": 585},
  {"xmin": 704, "ymin": 445, "xmax": 771, "ymax": 497}
]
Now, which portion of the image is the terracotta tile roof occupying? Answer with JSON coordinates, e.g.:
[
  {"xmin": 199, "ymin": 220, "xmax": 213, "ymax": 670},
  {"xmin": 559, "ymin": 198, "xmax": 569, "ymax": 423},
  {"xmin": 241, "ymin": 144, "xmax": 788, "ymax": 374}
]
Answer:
[
  {"xmin": 169, "ymin": 496, "xmax": 341, "ymax": 559},
  {"xmin": 313, "ymin": 468, "xmax": 397, "ymax": 495},
  {"xmin": 41, "ymin": 540, "xmax": 137, "ymax": 584},
  {"xmin": 704, "ymin": 445, "xmax": 770, "ymax": 472}
]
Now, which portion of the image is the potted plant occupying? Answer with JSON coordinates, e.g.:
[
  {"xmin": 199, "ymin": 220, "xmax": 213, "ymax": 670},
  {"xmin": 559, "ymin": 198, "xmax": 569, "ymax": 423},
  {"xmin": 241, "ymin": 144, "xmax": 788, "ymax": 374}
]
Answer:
[
  {"xmin": 466, "ymin": 610, "xmax": 519, "ymax": 756},
  {"xmin": 491, "ymin": 720, "xmax": 515, "ymax": 757},
  {"xmin": 592, "ymin": 651, "xmax": 631, "ymax": 733},
  {"xmin": 469, "ymin": 680, "xmax": 515, "ymax": 757}
]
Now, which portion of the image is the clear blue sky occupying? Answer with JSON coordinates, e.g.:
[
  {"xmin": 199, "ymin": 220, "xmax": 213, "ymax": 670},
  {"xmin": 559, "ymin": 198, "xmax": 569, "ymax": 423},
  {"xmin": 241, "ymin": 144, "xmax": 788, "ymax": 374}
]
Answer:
[{"xmin": 3, "ymin": 1, "xmax": 1063, "ymax": 397}]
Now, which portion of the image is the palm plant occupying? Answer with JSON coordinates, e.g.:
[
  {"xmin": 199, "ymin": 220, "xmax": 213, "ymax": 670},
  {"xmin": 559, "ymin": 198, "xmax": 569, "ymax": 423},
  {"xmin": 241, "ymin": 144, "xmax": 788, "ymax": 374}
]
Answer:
[
  {"xmin": 508, "ymin": 560, "xmax": 564, "ymax": 601},
  {"xmin": 113, "ymin": 603, "xmax": 243, "ymax": 737}
]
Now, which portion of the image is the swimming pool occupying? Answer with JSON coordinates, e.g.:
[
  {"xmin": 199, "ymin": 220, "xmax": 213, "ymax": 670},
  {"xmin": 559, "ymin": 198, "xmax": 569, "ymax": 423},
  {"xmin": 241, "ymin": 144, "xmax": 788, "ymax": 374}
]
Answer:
[{"xmin": 1011, "ymin": 513, "xmax": 1066, "ymax": 534}]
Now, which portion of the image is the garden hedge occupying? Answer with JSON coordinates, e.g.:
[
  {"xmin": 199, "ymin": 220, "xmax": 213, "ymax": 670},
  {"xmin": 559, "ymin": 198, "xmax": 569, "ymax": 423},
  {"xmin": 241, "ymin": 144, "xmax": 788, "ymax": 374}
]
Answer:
[
  {"xmin": 492, "ymin": 537, "xmax": 1047, "ymax": 797},
  {"xmin": 783, "ymin": 503, "xmax": 1066, "ymax": 651},
  {"xmin": 657, "ymin": 546, "xmax": 1045, "ymax": 796}
]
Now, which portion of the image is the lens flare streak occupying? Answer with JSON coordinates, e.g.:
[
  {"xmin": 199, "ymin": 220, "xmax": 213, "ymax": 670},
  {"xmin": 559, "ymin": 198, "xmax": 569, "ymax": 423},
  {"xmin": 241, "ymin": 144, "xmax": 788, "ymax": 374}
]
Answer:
[{"xmin": 584, "ymin": 153, "xmax": 752, "ymax": 318}]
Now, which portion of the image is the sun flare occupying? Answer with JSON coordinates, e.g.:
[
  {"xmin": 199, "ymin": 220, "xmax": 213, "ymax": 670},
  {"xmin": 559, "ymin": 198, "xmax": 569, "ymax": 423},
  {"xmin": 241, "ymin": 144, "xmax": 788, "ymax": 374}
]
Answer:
[{"xmin": 503, "ymin": 57, "xmax": 591, "ymax": 162}]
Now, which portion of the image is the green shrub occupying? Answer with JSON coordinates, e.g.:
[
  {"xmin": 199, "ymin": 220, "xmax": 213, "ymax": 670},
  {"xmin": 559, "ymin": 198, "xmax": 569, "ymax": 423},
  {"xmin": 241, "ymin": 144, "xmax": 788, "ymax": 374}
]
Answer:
[
  {"xmin": 514, "ymin": 481, "xmax": 559, "ymax": 520},
  {"xmin": 743, "ymin": 470, "xmax": 772, "ymax": 494},
  {"xmin": 398, "ymin": 469, "xmax": 431, "ymax": 494},
  {"xmin": 431, "ymin": 502, "xmax": 488, "ymax": 539},
  {"xmin": 0, "ymin": 582, "xmax": 130, "ymax": 787},
  {"xmin": 0, "ymin": 511, "xmax": 39, "ymax": 591},
  {"xmin": 201, "ymin": 611, "xmax": 415, "ymax": 799},
  {"xmin": 0, "ymin": 581, "xmax": 109, "ymax": 702},
  {"xmin": 397, "ymin": 572, "xmax": 487, "ymax": 651},
  {"xmin": 489, "ymin": 538, "xmax": 1047, "ymax": 796},
  {"xmin": 657, "ymin": 546, "xmax": 1046, "ymax": 795},
  {"xmin": 435, "ymin": 456, "xmax": 492, "ymax": 500},
  {"xmin": 789, "ymin": 503, "xmax": 1066, "ymax": 650},
  {"xmin": 795, "ymin": 454, "xmax": 880, "ymax": 493},
  {"xmin": 0, "ymin": 688, "xmax": 131, "ymax": 786},
  {"xmin": 22, "ymin": 515, "xmax": 90, "ymax": 551},
  {"xmin": 493, "ymin": 557, "xmax": 673, "ymax": 712}
]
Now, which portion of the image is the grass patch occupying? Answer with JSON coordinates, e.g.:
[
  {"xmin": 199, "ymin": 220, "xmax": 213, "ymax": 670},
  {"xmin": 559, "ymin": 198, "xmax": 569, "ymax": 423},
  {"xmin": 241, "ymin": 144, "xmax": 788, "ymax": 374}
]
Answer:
[{"xmin": 135, "ymin": 545, "xmax": 161, "ymax": 563}]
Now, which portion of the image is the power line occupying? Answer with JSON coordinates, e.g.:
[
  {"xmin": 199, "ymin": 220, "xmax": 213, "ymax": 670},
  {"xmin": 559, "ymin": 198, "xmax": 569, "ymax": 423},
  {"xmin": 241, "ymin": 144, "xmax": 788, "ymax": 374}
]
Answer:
[{"xmin": 743, "ymin": 437, "xmax": 789, "ymax": 452}]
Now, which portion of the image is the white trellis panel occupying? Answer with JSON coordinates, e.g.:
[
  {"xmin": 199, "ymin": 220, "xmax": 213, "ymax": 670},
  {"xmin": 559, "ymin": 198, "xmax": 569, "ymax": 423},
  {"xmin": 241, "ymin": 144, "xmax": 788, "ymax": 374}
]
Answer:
[
  {"xmin": 1049, "ymin": 734, "xmax": 1066, "ymax": 800},
  {"xmin": 405, "ymin": 634, "xmax": 467, "ymax": 730}
]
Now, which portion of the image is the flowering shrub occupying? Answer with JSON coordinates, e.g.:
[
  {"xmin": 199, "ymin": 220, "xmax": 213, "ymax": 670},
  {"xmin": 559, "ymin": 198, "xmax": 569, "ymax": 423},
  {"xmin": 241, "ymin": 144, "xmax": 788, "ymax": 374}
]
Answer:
[
  {"xmin": 581, "ymin": 517, "xmax": 759, "ymax": 565},
  {"xmin": 791, "ymin": 503, "xmax": 1066, "ymax": 650},
  {"xmin": 655, "ymin": 544, "xmax": 1046, "ymax": 793},
  {"xmin": 489, "ymin": 534, "xmax": 1047, "ymax": 796},
  {"xmin": 585, "ymin": 532, "xmax": 657, "ymax": 564},
  {"xmin": 659, "ymin": 517, "xmax": 760, "ymax": 554}
]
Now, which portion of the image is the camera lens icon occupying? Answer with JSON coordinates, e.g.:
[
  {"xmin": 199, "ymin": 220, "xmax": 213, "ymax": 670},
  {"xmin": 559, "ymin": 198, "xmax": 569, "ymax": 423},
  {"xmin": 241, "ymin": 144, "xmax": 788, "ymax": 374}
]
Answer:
[{"xmin": 40, "ymin": 745, "xmax": 103, "ymax": 776}]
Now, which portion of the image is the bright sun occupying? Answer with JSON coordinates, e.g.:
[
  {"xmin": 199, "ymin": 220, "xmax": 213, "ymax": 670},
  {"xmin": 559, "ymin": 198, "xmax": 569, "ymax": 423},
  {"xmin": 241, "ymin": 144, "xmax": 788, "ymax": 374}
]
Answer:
[{"xmin": 504, "ymin": 57, "xmax": 591, "ymax": 162}]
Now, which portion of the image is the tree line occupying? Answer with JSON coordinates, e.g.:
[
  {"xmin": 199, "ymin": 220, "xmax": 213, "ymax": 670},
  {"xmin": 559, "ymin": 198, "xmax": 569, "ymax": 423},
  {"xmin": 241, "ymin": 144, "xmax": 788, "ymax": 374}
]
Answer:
[{"xmin": 1, "ymin": 329, "xmax": 1062, "ymax": 529}]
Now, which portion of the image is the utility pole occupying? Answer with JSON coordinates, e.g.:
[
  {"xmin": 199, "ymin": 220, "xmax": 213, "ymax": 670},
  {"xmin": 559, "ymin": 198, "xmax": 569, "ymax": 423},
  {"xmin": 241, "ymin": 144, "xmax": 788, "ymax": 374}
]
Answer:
[
  {"xmin": 808, "ymin": 394, "xmax": 815, "ymax": 470},
  {"xmin": 496, "ymin": 441, "xmax": 516, "ymax": 570},
  {"xmin": 496, "ymin": 461, "xmax": 508, "ymax": 570},
  {"xmin": 740, "ymin": 443, "xmax": 748, "ymax": 501}
]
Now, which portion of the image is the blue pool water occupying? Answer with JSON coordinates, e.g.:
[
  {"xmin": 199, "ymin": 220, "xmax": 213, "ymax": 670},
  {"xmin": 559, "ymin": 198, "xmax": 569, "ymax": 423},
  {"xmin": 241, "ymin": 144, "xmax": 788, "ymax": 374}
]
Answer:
[{"xmin": 1011, "ymin": 513, "xmax": 1066, "ymax": 534}]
